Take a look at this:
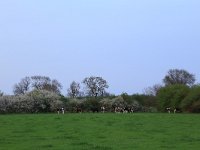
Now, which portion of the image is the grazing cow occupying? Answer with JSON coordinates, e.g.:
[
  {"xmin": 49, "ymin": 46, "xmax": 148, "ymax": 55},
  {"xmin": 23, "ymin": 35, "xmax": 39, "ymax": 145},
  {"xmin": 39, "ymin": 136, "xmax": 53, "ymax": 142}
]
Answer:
[
  {"xmin": 174, "ymin": 108, "xmax": 176, "ymax": 114},
  {"xmin": 166, "ymin": 107, "xmax": 171, "ymax": 114},
  {"xmin": 123, "ymin": 107, "xmax": 134, "ymax": 113},
  {"xmin": 101, "ymin": 106, "xmax": 105, "ymax": 113},
  {"xmin": 114, "ymin": 107, "xmax": 124, "ymax": 113},
  {"xmin": 57, "ymin": 108, "xmax": 65, "ymax": 114},
  {"xmin": 114, "ymin": 107, "xmax": 119, "ymax": 113},
  {"xmin": 174, "ymin": 108, "xmax": 182, "ymax": 113},
  {"xmin": 130, "ymin": 107, "xmax": 134, "ymax": 113},
  {"xmin": 166, "ymin": 107, "xmax": 182, "ymax": 114},
  {"xmin": 61, "ymin": 107, "xmax": 65, "ymax": 114},
  {"xmin": 57, "ymin": 108, "xmax": 60, "ymax": 114},
  {"xmin": 123, "ymin": 109, "xmax": 128, "ymax": 113},
  {"xmin": 123, "ymin": 107, "xmax": 129, "ymax": 113}
]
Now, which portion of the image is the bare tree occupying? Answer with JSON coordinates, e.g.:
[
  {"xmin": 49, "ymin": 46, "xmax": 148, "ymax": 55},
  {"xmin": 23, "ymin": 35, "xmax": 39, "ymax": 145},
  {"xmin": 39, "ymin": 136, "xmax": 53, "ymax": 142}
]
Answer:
[
  {"xmin": 82, "ymin": 76, "xmax": 109, "ymax": 97},
  {"xmin": 48, "ymin": 79, "xmax": 62, "ymax": 94},
  {"xmin": 31, "ymin": 76, "xmax": 51, "ymax": 90},
  {"xmin": 144, "ymin": 84, "xmax": 163, "ymax": 96},
  {"xmin": 163, "ymin": 69, "xmax": 195, "ymax": 86},
  {"xmin": 31, "ymin": 76, "xmax": 62, "ymax": 94},
  {"xmin": 67, "ymin": 81, "xmax": 81, "ymax": 98},
  {"xmin": 13, "ymin": 77, "xmax": 31, "ymax": 95},
  {"xmin": 13, "ymin": 76, "xmax": 62, "ymax": 95}
]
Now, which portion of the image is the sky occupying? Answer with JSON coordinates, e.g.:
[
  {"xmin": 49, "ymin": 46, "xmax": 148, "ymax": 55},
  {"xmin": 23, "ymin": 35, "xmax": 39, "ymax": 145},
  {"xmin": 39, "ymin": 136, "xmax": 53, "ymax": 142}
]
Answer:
[{"xmin": 0, "ymin": 0, "xmax": 200, "ymax": 95}]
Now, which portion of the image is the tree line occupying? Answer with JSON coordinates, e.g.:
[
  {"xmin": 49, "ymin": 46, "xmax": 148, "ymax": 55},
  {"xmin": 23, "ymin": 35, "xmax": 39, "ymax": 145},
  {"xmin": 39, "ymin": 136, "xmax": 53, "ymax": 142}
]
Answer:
[
  {"xmin": 0, "ymin": 69, "xmax": 199, "ymax": 113},
  {"xmin": 145, "ymin": 69, "xmax": 199, "ymax": 113},
  {"xmin": 12, "ymin": 75, "xmax": 109, "ymax": 97}
]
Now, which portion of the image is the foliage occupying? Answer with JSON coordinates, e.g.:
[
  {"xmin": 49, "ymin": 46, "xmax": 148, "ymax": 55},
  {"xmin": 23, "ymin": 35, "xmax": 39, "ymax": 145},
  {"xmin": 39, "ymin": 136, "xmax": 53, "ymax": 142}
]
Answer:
[
  {"xmin": 13, "ymin": 76, "xmax": 62, "ymax": 95},
  {"xmin": 121, "ymin": 93, "xmax": 157, "ymax": 108},
  {"xmin": 83, "ymin": 98, "xmax": 100, "ymax": 112},
  {"xmin": 157, "ymin": 84, "xmax": 190, "ymax": 111},
  {"xmin": 82, "ymin": 76, "xmax": 109, "ymax": 97},
  {"xmin": 0, "ymin": 90, "xmax": 63, "ymax": 113},
  {"xmin": 13, "ymin": 76, "xmax": 31, "ymax": 95},
  {"xmin": 99, "ymin": 96, "xmax": 142, "ymax": 112},
  {"xmin": 163, "ymin": 69, "xmax": 195, "ymax": 86},
  {"xmin": 111, "ymin": 96, "xmax": 127, "ymax": 107},
  {"xmin": 66, "ymin": 98, "xmax": 84, "ymax": 112},
  {"xmin": 99, "ymin": 98, "xmax": 113, "ymax": 111},
  {"xmin": 2, "ymin": 70, "xmax": 200, "ymax": 113},
  {"xmin": 144, "ymin": 84, "xmax": 163, "ymax": 96},
  {"xmin": 67, "ymin": 81, "xmax": 81, "ymax": 98},
  {"xmin": 181, "ymin": 85, "xmax": 200, "ymax": 112}
]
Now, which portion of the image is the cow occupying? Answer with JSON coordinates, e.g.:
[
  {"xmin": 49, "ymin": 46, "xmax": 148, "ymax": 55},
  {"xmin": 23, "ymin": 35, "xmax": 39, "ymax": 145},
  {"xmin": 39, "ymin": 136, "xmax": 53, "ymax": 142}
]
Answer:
[
  {"xmin": 57, "ymin": 108, "xmax": 65, "ymax": 114},
  {"xmin": 166, "ymin": 107, "xmax": 171, "ymax": 113},
  {"xmin": 61, "ymin": 107, "xmax": 65, "ymax": 114},
  {"xmin": 57, "ymin": 108, "xmax": 60, "ymax": 114},
  {"xmin": 101, "ymin": 106, "xmax": 105, "ymax": 113},
  {"xmin": 114, "ymin": 107, "xmax": 124, "ymax": 113}
]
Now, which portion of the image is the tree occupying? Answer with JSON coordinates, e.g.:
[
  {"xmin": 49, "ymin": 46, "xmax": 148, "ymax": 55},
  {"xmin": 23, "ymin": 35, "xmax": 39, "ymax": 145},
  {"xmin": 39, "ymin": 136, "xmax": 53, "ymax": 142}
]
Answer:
[
  {"xmin": 67, "ymin": 81, "xmax": 81, "ymax": 98},
  {"xmin": 31, "ymin": 76, "xmax": 51, "ymax": 90},
  {"xmin": 144, "ymin": 84, "xmax": 163, "ymax": 96},
  {"xmin": 157, "ymin": 84, "xmax": 190, "ymax": 111},
  {"xmin": 0, "ymin": 90, "xmax": 63, "ymax": 113},
  {"xmin": 27, "ymin": 90, "xmax": 63, "ymax": 112},
  {"xmin": 43, "ymin": 79, "xmax": 63, "ymax": 94},
  {"xmin": 13, "ymin": 77, "xmax": 31, "ymax": 95},
  {"xmin": 82, "ymin": 76, "xmax": 109, "ymax": 97},
  {"xmin": 163, "ymin": 69, "xmax": 195, "ymax": 86},
  {"xmin": 31, "ymin": 76, "xmax": 62, "ymax": 94},
  {"xmin": 13, "ymin": 76, "xmax": 62, "ymax": 95},
  {"xmin": 181, "ymin": 85, "xmax": 200, "ymax": 113},
  {"xmin": 84, "ymin": 98, "xmax": 100, "ymax": 112}
]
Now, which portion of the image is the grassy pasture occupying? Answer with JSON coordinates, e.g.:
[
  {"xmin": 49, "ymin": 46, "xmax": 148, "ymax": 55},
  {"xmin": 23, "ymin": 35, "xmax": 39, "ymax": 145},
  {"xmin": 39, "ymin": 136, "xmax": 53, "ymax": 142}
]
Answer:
[{"xmin": 0, "ymin": 113, "xmax": 200, "ymax": 150}]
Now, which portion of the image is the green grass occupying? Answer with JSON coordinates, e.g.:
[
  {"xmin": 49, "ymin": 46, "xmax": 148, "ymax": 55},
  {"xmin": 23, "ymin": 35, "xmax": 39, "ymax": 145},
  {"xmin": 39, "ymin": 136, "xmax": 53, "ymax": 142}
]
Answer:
[{"xmin": 0, "ymin": 113, "xmax": 200, "ymax": 150}]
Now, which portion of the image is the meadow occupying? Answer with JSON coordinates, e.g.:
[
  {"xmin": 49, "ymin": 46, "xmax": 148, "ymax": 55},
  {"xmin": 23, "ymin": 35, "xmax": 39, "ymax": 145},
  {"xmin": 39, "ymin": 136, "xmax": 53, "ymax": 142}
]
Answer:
[{"xmin": 0, "ymin": 113, "xmax": 200, "ymax": 150}]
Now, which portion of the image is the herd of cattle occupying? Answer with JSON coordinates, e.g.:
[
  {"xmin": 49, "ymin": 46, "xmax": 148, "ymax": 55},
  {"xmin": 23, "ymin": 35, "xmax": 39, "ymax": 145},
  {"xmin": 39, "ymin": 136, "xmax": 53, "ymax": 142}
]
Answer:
[
  {"xmin": 57, "ymin": 106, "xmax": 180, "ymax": 114},
  {"xmin": 166, "ymin": 107, "xmax": 181, "ymax": 114},
  {"xmin": 56, "ymin": 106, "xmax": 136, "ymax": 114}
]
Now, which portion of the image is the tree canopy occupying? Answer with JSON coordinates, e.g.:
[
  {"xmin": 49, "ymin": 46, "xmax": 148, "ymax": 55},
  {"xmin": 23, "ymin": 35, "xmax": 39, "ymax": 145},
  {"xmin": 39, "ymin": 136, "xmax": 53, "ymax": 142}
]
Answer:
[
  {"xmin": 13, "ymin": 76, "xmax": 62, "ymax": 95},
  {"xmin": 163, "ymin": 69, "xmax": 195, "ymax": 86},
  {"xmin": 82, "ymin": 76, "xmax": 109, "ymax": 97}
]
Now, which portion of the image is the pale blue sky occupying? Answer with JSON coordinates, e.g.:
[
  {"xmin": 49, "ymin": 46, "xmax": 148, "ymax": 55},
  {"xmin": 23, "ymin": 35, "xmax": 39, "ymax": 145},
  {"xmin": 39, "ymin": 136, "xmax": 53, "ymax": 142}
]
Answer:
[{"xmin": 0, "ymin": 0, "xmax": 200, "ymax": 95}]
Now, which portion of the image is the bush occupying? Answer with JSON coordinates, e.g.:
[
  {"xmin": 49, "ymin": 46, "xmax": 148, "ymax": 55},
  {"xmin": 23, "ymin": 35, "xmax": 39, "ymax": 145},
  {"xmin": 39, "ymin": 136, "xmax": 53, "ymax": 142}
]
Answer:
[
  {"xmin": 66, "ymin": 98, "xmax": 85, "ymax": 112},
  {"xmin": 0, "ymin": 90, "xmax": 63, "ymax": 113},
  {"xmin": 83, "ymin": 98, "xmax": 100, "ymax": 112},
  {"xmin": 157, "ymin": 84, "xmax": 190, "ymax": 112},
  {"xmin": 181, "ymin": 86, "xmax": 200, "ymax": 112},
  {"xmin": 99, "ymin": 98, "xmax": 113, "ymax": 112}
]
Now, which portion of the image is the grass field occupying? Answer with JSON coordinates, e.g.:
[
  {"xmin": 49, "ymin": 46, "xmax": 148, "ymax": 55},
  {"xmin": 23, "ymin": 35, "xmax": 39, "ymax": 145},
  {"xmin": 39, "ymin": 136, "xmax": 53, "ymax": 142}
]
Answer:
[{"xmin": 0, "ymin": 113, "xmax": 200, "ymax": 150}]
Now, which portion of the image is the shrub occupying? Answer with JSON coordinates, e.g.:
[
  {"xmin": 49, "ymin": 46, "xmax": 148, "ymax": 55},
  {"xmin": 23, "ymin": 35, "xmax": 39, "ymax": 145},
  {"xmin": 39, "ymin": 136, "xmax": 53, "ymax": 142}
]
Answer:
[
  {"xmin": 83, "ymin": 98, "xmax": 100, "ymax": 112},
  {"xmin": 99, "ymin": 98, "xmax": 113, "ymax": 112},
  {"xmin": 66, "ymin": 98, "xmax": 85, "ymax": 112},
  {"xmin": 157, "ymin": 84, "xmax": 190, "ymax": 111},
  {"xmin": 0, "ymin": 90, "xmax": 63, "ymax": 113},
  {"xmin": 181, "ymin": 86, "xmax": 200, "ymax": 112}
]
